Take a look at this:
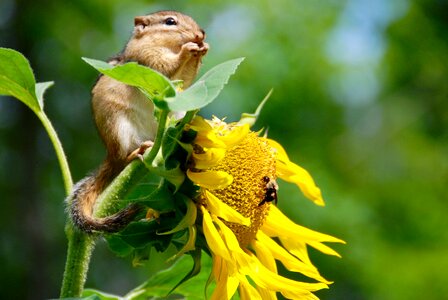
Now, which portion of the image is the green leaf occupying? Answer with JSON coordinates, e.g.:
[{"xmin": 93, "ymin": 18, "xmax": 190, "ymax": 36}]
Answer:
[
  {"xmin": 239, "ymin": 88, "xmax": 273, "ymax": 127},
  {"xmin": 112, "ymin": 212, "xmax": 177, "ymax": 250},
  {"xmin": 162, "ymin": 126, "xmax": 183, "ymax": 160},
  {"xmin": 82, "ymin": 58, "xmax": 176, "ymax": 101},
  {"xmin": 166, "ymin": 58, "xmax": 245, "ymax": 112},
  {"xmin": 82, "ymin": 289, "xmax": 121, "ymax": 300},
  {"xmin": 123, "ymin": 173, "xmax": 162, "ymax": 204},
  {"xmin": 148, "ymin": 164, "xmax": 185, "ymax": 191},
  {"xmin": 133, "ymin": 183, "xmax": 176, "ymax": 212},
  {"xmin": 158, "ymin": 196, "xmax": 196, "ymax": 235},
  {"xmin": 167, "ymin": 249, "xmax": 202, "ymax": 295},
  {"xmin": 35, "ymin": 81, "xmax": 54, "ymax": 109},
  {"xmin": 106, "ymin": 235, "xmax": 135, "ymax": 257},
  {"xmin": 125, "ymin": 252, "xmax": 213, "ymax": 300},
  {"xmin": 0, "ymin": 47, "xmax": 40, "ymax": 112},
  {"xmin": 115, "ymin": 221, "xmax": 167, "ymax": 249},
  {"xmin": 166, "ymin": 81, "xmax": 207, "ymax": 112}
]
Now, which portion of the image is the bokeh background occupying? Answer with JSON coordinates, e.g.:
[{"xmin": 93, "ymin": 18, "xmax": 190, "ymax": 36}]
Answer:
[{"xmin": 1, "ymin": 0, "xmax": 447, "ymax": 299}]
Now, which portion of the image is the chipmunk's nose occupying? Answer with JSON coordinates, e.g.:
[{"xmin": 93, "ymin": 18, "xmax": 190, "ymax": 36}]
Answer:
[{"xmin": 194, "ymin": 29, "xmax": 206, "ymax": 45}]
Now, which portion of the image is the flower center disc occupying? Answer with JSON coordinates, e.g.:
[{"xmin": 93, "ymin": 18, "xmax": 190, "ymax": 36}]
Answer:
[{"xmin": 206, "ymin": 132, "xmax": 276, "ymax": 246}]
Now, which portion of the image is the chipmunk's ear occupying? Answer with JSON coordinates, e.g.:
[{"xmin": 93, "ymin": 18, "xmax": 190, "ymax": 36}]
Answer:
[{"xmin": 134, "ymin": 16, "xmax": 150, "ymax": 36}]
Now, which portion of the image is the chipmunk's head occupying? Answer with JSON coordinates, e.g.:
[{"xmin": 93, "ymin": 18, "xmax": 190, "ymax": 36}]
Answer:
[{"xmin": 131, "ymin": 11, "xmax": 206, "ymax": 53}]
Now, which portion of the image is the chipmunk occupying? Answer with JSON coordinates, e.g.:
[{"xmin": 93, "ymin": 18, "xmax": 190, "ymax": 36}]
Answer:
[{"xmin": 68, "ymin": 11, "xmax": 209, "ymax": 233}]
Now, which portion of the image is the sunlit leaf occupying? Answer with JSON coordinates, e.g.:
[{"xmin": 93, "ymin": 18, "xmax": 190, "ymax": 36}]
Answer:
[
  {"xmin": 166, "ymin": 58, "xmax": 245, "ymax": 112},
  {"xmin": 166, "ymin": 81, "xmax": 207, "ymax": 112},
  {"xmin": 0, "ymin": 47, "xmax": 39, "ymax": 112},
  {"xmin": 35, "ymin": 81, "xmax": 54, "ymax": 109},
  {"xmin": 125, "ymin": 252, "xmax": 213, "ymax": 300},
  {"xmin": 82, "ymin": 58, "xmax": 176, "ymax": 102},
  {"xmin": 82, "ymin": 289, "xmax": 121, "ymax": 300}
]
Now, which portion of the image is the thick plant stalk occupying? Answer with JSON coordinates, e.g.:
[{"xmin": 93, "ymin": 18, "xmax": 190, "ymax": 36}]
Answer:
[{"xmin": 59, "ymin": 109, "xmax": 172, "ymax": 298}]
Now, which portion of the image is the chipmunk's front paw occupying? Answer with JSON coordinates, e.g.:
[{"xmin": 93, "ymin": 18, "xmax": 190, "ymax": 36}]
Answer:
[{"xmin": 127, "ymin": 140, "xmax": 154, "ymax": 162}]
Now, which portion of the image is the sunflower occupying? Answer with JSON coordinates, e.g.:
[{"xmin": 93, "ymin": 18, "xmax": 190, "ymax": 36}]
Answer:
[{"xmin": 184, "ymin": 116, "xmax": 344, "ymax": 300}]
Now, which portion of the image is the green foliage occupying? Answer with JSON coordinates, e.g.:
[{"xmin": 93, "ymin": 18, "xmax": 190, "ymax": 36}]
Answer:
[
  {"xmin": 81, "ymin": 290, "xmax": 121, "ymax": 300},
  {"xmin": 72, "ymin": 253, "xmax": 212, "ymax": 300},
  {"xmin": 82, "ymin": 58, "xmax": 175, "ymax": 108},
  {"xmin": 166, "ymin": 58, "xmax": 245, "ymax": 112},
  {"xmin": 0, "ymin": 48, "xmax": 44, "ymax": 112},
  {"xmin": 0, "ymin": 48, "xmax": 55, "ymax": 113},
  {"xmin": 0, "ymin": 48, "xmax": 72, "ymax": 193},
  {"xmin": 82, "ymin": 57, "xmax": 244, "ymax": 112},
  {"xmin": 124, "ymin": 253, "xmax": 212, "ymax": 300}
]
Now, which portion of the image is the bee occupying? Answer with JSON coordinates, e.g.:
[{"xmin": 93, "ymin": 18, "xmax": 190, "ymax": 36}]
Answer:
[{"xmin": 259, "ymin": 176, "xmax": 278, "ymax": 206}]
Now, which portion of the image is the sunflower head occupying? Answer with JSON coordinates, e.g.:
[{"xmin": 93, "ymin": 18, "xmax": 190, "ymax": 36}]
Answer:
[
  {"xmin": 182, "ymin": 116, "xmax": 344, "ymax": 299},
  {"xmin": 196, "ymin": 129, "xmax": 276, "ymax": 246}
]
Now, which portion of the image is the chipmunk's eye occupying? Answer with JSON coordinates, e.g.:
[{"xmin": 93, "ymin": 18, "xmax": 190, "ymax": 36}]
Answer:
[{"xmin": 164, "ymin": 17, "xmax": 177, "ymax": 26}]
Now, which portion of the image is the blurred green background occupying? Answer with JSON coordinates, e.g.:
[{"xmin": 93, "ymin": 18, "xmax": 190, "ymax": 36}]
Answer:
[{"xmin": 1, "ymin": 0, "xmax": 447, "ymax": 299}]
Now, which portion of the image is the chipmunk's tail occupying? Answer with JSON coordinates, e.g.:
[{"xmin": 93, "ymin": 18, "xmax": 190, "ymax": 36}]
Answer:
[{"xmin": 67, "ymin": 159, "xmax": 141, "ymax": 233}]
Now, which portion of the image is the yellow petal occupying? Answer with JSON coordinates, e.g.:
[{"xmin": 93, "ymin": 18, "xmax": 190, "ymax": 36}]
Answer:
[
  {"xmin": 190, "ymin": 116, "xmax": 228, "ymax": 148},
  {"xmin": 244, "ymin": 252, "xmax": 328, "ymax": 293},
  {"xmin": 265, "ymin": 138, "xmax": 289, "ymax": 160},
  {"xmin": 187, "ymin": 169, "xmax": 233, "ymax": 190},
  {"xmin": 226, "ymin": 276, "xmax": 240, "ymax": 300},
  {"xmin": 205, "ymin": 191, "xmax": 251, "ymax": 226},
  {"xmin": 309, "ymin": 241, "xmax": 343, "ymax": 258},
  {"xmin": 256, "ymin": 287, "xmax": 277, "ymax": 300},
  {"xmin": 239, "ymin": 279, "xmax": 262, "ymax": 300},
  {"xmin": 277, "ymin": 161, "xmax": 325, "ymax": 206},
  {"xmin": 251, "ymin": 239, "xmax": 277, "ymax": 273},
  {"xmin": 261, "ymin": 206, "xmax": 344, "ymax": 257},
  {"xmin": 213, "ymin": 217, "xmax": 247, "ymax": 255},
  {"xmin": 218, "ymin": 123, "xmax": 250, "ymax": 148},
  {"xmin": 256, "ymin": 231, "xmax": 331, "ymax": 284},
  {"xmin": 195, "ymin": 130, "xmax": 228, "ymax": 148},
  {"xmin": 267, "ymin": 206, "xmax": 344, "ymax": 243},
  {"xmin": 212, "ymin": 255, "xmax": 223, "ymax": 281},
  {"xmin": 189, "ymin": 115, "xmax": 213, "ymax": 132},
  {"xmin": 266, "ymin": 138, "xmax": 325, "ymax": 206},
  {"xmin": 278, "ymin": 237, "xmax": 312, "ymax": 265},
  {"xmin": 211, "ymin": 259, "xmax": 238, "ymax": 300},
  {"xmin": 201, "ymin": 206, "xmax": 231, "ymax": 262},
  {"xmin": 192, "ymin": 147, "xmax": 226, "ymax": 169}
]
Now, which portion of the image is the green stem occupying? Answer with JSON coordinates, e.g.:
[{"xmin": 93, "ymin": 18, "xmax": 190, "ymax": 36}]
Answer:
[
  {"xmin": 35, "ymin": 110, "xmax": 73, "ymax": 194},
  {"xmin": 144, "ymin": 109, "xmax": 169, "ymax": 166},
  {"xmin": 60, "ymin": 226, "xmax": 95, "ymax": 298},
  {"xmin": 31, "ymin": 111, "xmax": 88, "ymax": 298}
]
